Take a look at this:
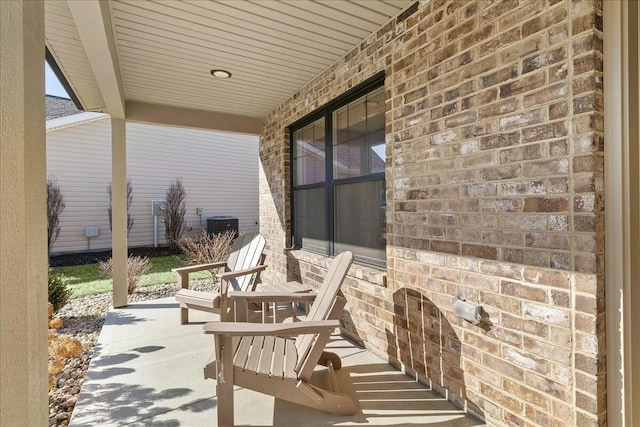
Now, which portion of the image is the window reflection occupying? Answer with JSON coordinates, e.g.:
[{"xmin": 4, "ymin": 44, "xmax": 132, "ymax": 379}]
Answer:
[
  {"xmin": 333, "ymin": 87, "xmax": 385, "ymax": 179},
  {"xmin": 293, "ymin": 118, "xmax": 325, "ymax": 186}
]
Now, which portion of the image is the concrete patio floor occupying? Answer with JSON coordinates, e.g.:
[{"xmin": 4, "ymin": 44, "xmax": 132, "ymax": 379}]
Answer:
[{"xmin": 70, "ymin": 297, "xmax": 485, "ymax": 426}]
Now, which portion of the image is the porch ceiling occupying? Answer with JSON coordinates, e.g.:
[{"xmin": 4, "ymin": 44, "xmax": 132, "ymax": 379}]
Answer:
[{"xmin": 45, "ymin": 0, "xmax": 412, "ymax": 132}]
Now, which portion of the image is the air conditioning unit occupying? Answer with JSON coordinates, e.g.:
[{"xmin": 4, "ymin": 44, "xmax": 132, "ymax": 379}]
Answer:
[{"xmin": 206, "ymin": 216, "xmax": 238, "ymax": 238}]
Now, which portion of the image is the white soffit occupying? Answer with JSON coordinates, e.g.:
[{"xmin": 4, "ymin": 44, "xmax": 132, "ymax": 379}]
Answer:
[
  {"xmin": 109, "ymin": 0, "xmax": 411, "ymax": 118},
  {"xmin": 45, "ymin": 0, "xmax": 106, "ymax": 112}
]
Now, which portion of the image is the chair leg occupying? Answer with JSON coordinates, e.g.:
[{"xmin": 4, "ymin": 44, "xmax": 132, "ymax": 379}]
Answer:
[
  {"xmin": 217, "ymin": 380, "xmax": 234, "ymax": 427},
  {"xmin": 179, "ymin": 273, "xmax": 189, "ymax": 324},
  {"xmin": 217, "ymin": 336, "xmax": 235, "ymax": 426}
]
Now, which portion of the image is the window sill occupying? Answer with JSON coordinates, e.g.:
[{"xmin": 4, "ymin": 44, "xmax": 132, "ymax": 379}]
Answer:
[{"xmin": 287, "ymin": 248, "xmax": 387, "ymax": 287}]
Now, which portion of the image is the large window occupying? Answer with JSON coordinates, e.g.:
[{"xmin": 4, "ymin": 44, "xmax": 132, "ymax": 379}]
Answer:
[{"xmin": 291, "ymin": 76, "xmax": 386, "ymax": 267}]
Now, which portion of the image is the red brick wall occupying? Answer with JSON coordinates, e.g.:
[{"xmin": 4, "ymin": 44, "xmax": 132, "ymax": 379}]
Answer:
[{"xmin": 259, "ymin": 1, "xmax": 605, "ymax": 425}]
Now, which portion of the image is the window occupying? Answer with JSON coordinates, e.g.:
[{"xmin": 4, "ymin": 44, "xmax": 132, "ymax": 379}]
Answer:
[{"xmin": 291, "ymin": 76, "xmax": 386, "ymax": 267}]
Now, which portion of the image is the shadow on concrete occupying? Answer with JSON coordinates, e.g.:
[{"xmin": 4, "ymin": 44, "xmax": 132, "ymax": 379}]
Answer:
[
  {"xmin": 123, "ymin": 303, "xmax": 179, "ymax": 310},
  {"xmin": 92, "ymin": 351, "xmax": 139, "ymax": 367},
  {"xmin": 103, "ymin": 310, "xmax": 147, "ymax": 326},
  {"xmin": 85, "ymin": 366, "xmax": 135, "ymax": 380},
  {"xmin": 72, "ymin": 381, "xmax": 192, "ymax": 425},
  {"xmin": 271, "ymin": 360, "xmax": 482, "ymax": 427},
  {"xmin": 177, "ymin": 397, "xmax": 216, "ymax": 413},
  {"xmin": 133, "ymin": 345, "xmax": 164, "ymax": 353}
]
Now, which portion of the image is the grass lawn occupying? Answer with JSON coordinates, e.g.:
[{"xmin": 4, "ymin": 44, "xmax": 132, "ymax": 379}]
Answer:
[{"xmin": 52, "ymin": 255, "xmax": 212, "ymax": 298}]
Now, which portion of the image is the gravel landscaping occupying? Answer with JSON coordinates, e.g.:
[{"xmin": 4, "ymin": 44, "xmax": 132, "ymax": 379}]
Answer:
[{"xmin": 49, "ymin": 278, "xmax": 217, "ymax": 427}]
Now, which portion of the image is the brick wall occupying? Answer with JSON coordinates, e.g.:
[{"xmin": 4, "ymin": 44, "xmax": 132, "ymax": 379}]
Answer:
[{"xmin": 259, "ymin": 1, "xmax": 605, "ymax": 425}]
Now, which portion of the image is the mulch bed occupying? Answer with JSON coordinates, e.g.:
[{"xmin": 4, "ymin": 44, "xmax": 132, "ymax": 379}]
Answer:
[{"xmin": 49, "ymin": 246, "xmax": 182, "ymax": 267}]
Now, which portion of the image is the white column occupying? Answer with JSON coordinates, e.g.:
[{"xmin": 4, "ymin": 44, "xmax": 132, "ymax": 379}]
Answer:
[
  {"xmin": 0, "ymin": 0, "xmax": 48, "ymax": 423},
  {"xmin": 604, "ymin": 0, "xmax": 640, "ymax": 424},
  {"xmin": 112, "ymin": 118, "xmax": 128, "ymax": 307}
]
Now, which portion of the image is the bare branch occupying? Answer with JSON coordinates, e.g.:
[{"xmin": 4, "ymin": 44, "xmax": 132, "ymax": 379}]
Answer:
[
  {"xmin": 47, "ymin": 179, "xmax": 66, "ymax": 254},
  {"xmin": 165, "ymin": 178, "xmax": 187, "ymax": 250}
]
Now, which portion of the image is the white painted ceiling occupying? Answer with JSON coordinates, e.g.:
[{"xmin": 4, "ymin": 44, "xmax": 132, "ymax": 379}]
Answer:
[{"xmin": 45, "ymin": 0, "xmax": 412, "ymax": 120}]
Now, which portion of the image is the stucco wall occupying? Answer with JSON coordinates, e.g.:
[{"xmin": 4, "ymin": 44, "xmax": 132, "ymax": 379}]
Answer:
[
  {"xmin": 259, "ymin": 1, "xmax": 605, "ymax": 425},
  {"xmin": 0, "ymin": 0, "xmax": 49, "ymax": 423}
]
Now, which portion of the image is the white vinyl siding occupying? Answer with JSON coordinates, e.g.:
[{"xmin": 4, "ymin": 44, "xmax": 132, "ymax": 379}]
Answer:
[{"xmin": 46, "ymin": 115, "xmax": 259, "ymax": 254}]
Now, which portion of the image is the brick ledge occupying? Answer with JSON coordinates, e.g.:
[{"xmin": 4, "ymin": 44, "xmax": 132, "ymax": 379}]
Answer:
[{"xmin": 288, "ymin": 249, "xmax": 387, "ymax": 287}]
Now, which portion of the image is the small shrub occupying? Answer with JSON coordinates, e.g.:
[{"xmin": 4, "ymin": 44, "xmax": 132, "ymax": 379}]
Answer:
[
  {"xmin": 179, "ymin": 230, "xmax": 235, "ymax": 287},
  {"xmin": 99, "ymin": 256, "xmax": 150, "ymax": 295},
  {"xmin": 47, "ymin": 179, "xmax": 65, "ymax": 255},
  {"xmin": 165, "ymin": 179, "xmax": 187, "ymax": 250},
  {"xmin": 48, "ymin": 269, "xmax": 71, "ymax": 313},
  {"xmin": 107, "ymin": 180, "xmax": 134, "ymax": 235},
  {"xmin": 180, "ymin": 229, "xmax": 235, "ymax": 266}
]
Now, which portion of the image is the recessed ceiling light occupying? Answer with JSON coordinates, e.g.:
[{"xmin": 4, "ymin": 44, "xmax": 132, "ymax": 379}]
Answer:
[{"xmin": 210, "ymin": 69, "xmax": 232, "ymax": 79}]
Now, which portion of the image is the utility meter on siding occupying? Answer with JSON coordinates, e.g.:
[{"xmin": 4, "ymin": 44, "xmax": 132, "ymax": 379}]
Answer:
[
  {"xmin": 151, "ymin": 200, "xmax": 167, "ymax": 247},
  {"xmin": 152, "ymin": 200, "xmax": 166, "ymax": 215}
]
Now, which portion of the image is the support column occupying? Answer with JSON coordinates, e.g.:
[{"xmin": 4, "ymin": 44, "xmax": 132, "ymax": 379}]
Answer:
[
  {"xmin": 604, "ymin": 0, "xmax": 640, "ymax": 424},
  {"xmin": 0, "ymin": 0, "xmax": 48, "ymax": 424},
  {"xmin": 112, "ymin": 118, "xmax": 128, "ymax": 307}
]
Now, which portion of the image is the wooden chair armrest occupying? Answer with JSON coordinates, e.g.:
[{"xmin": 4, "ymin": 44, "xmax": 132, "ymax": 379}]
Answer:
[
  {"xmin": 203, "ymin": 320, "xmax": 339, "ymax": 337},
  {"xmin": 218, "ymin": 265, "xmax": 268, "ymax": 297},
  {"xmin": 216, "ymin": 264, "xmax": 267, "ymax": 280},
  {"xmin": 227, "ymin": 292, "xmax": 317, "ymax": 303},
  {"xmin": 172, "ymin": 261, "xmax": 226, "ymax": 275}
]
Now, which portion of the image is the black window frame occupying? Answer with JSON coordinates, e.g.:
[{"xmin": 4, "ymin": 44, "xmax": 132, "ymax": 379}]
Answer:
[{"xmin": 289, "ymin": 72, "xmax": 386, "ymax": 269}]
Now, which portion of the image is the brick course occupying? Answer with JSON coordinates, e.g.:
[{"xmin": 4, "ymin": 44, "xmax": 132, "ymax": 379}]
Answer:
[{"xmin": 259, "ymin": 0, "xmax": 605, "ymax": 425}]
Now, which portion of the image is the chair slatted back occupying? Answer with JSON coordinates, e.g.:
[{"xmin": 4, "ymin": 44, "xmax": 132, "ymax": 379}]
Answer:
[
  {"xmin": 224, "ymin": 233, "xmax": 266, "ymax": 292},
  {"xmin": 294, "ymin": 251, "xmax": 353, "ymax": 377}
]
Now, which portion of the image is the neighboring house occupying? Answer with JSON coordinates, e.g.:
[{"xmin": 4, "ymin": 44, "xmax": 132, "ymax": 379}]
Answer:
[
  {"xmin": 45, "ymin": 94, "xmax": 80, "ymax": 119},
  {"xmin": 46, "ymin": 100, "xmax": 259, "ymax": 254}
]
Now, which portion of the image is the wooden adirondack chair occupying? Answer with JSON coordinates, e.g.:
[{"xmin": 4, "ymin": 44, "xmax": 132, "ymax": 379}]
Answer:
[
  {"xmin": 203, "ymin": 251, "xmax": 355, "ymax": 426},
  {"xmin": 174, "ymin": 233, "xmax": 267, "ymax": 323}
]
